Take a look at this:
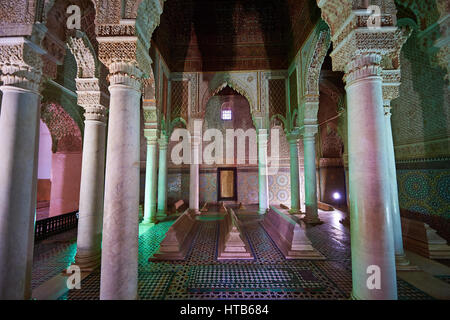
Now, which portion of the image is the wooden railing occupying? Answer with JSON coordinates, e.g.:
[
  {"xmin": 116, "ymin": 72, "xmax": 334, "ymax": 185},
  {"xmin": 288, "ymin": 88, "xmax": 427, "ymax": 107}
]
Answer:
[{"xmin": 35, "ymin": 211, "xmax": 78, "ymax": 241}]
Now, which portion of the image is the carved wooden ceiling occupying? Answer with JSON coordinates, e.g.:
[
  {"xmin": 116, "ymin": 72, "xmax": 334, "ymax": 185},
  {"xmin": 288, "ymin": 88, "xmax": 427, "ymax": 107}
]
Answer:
[{"xmin": 152, "ymin": 0, "xmax": 320, "ymax": 72}]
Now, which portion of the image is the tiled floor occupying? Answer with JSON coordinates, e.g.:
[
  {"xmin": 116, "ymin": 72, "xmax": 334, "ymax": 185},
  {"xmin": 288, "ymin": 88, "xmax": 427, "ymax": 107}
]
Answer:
[{"xmin": 32, "ymin": 206, "xmax": 439, "ymax": 300}]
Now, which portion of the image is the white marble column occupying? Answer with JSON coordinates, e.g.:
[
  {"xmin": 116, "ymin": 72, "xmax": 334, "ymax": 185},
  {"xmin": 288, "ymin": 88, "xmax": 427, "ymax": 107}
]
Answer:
[
  {"xmin": 345, "ymin": 54, "xmax": 397, "ymax": 300},
  {"xmin": 74, "ymin": 102, "xmax": 107, "ymax": 271},
  {"xmin": 303, "ymin": 126, "xmax": 321, "ymax": 224},
  {"xmin": 189, "ymin": 119, "xmax": 202, "ymax": 213},
  {"xmin": 0, "ymin": 38, "xmax": 43, "ymax": 299},
  {"xmin": 384, "ymin": 104, "xmax": 412, "ymax": 268},
  {"xmin": 287, "ymin": 132, "xmax": 300, "ymax": 213},
  {"xmin": 100, "ymin": 62, "xmax": 143, "ymax": 300},
  {"xmin": 157, "ymin": 134, "xmax": 169, "ymax": 218},
  {"xmin": 257, "ymin": 129, "xmax": 270, "ymax": 214},
  {"xmin": 143, "ymin": 130, "xmax": 158, "ymax": 224}
]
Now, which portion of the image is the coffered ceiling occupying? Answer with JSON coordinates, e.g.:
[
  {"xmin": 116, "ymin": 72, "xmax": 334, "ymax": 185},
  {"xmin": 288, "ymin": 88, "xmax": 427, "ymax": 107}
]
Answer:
[{"xmin": 152, "ymin": 0, "xmax": 321, "ymax": 72}]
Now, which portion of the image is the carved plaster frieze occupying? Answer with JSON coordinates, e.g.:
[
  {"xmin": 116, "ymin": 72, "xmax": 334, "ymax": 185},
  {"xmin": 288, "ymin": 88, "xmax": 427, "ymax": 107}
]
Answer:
[{"xmin": 97, "ymin": 36, "xmax": 152, "ymax": 81}]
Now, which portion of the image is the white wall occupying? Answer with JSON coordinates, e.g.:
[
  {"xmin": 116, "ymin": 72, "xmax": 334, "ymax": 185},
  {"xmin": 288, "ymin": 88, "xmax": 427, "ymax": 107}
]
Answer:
[{"xmin": 38, "ymin": 120, "xmax": 52, "ymax": 179}]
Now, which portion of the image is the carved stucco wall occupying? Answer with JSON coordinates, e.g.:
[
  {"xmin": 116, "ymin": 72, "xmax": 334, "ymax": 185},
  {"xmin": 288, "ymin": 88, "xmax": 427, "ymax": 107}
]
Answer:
[
  {"xmin": 390, "ymin": 28, "xmax": 450, "ymax": 218},
  {"xmin": 165, "ymin": 88, "xmax": 291, "ymax": 207},
  {"xmin": 391, "ymin": 30, "xmax": 449, "ymax": 160}
]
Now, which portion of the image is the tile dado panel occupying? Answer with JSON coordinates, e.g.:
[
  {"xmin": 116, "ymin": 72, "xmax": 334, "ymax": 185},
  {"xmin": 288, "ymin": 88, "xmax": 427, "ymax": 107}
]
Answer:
[
  {"xmin": 397, "ymin": 168, "xmax": 450, "ymax": 219},
  {"xmin": 165, "ymin": 167, "xmax": 291, "ymax": 207}
]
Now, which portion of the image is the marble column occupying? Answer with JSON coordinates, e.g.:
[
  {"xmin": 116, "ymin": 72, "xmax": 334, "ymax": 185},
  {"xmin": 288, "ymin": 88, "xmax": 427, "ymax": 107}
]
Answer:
[
  {"xmin": 287, "ymin": 132, "xmax": 300, "ymax": 213},
  {"xmin": 0, "ymin": 40, "xmax": 43, "ymax": 299},
  {"xmin": 384, "ymin": 104, "xmax": 411, "ymax": 268},
  {"xmin": 100, "ymin": 62, "xmax": 142, "ymax": 300},
  {"xmin": 303, "ymin": 127, "xmax": 321, "ymax": 224},
  {"xmin": 143, "ymin": 131, "xmax": 159, "ymax": 224},
  {"xmin": 157, "ymin": 134, "xmax": 168, "ymax": 219},
  {"xmin": 257, "ymin": 129, "xmax": 270, "ymax": 214},
  {"xmin": 74, "ymin": 103, "xmax": 107, "ymax": 271},
  {"xmin": 345, "ymin": 54, "xmax": 397, "ymax": 300},
  {"xmin": 189, "ymin": 120, "xmax": 202, "ymax": 214}
]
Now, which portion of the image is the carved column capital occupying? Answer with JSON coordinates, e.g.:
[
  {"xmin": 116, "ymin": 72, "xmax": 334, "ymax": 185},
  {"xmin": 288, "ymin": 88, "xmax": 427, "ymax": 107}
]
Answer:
[
  {"xmin": 144, "ymin": 128, "xmax": 159, "ymax": 145},
  {"xmin": 97, "ymin": 32, "xmax": 152, "ymax": 85},
  {"xmin": 75, "ymin": 78, "xmax": 109, "ymax": 123},
  {"xmin": 158, "ymin": 134, "xmax": 169, "ymax": 150},
  {"xmin": 344, "ymin": 53, "xmax": 383, "ymax": 85},
  {"xmin": 302, "ymin": 125, "xmax": 318, "ymax": 140},
  {"xmin": 300, "ymin": 94, "xmax": 320, "ymax": 127},
  {"xmin": 317, "ymin": 1, "xmax": 408, "ymax": 74},
  {"xmin": 0, "ymin": 37, "xmax": 45, "ymax": 93},
  {"xmin": 286, "ymin": 127, "xmax": 301, "ymax": 143}
]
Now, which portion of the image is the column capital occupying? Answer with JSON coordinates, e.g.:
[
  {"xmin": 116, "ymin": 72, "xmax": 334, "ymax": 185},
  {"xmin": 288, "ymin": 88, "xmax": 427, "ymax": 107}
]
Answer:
[
  {"xmin": 158, "ymin": 134, "xmax": 169, "ymax": 149},
  {"xmin": 344, "ymin": 53, "xmax": 383, "ymax": 85},
  {"xmin": 301, "ymin": 125, "xmax": 318, "ymax": 139},
  {"xmin": 97, "ymin": 35, "xmax": 152, "ymax": 86},
  {"xmin": 144, "ymin": 128, "xmax": 159, "ymax": 145},
  {"xmin": 316, "ymin": 1, "xmax": 408, "ymax": 73},
  {"xmin": 0, "ymin": 36, "xmax": 46, "ymax": 93},
  {"xmin": 382, "ymin": 69, "xmax": 401, "ymax": 104},
  {"xmin": 75, "ymin": 78, "xmax": 109, "ymax": 123},
  {"xmin": 299, "ymin": 94, "xmax": 320, "ymax": 127},
  {"xmin": 286, "ymin": 130, "xmax": 301, "ymax": 143},
  {"xmin": 384, "ymin": 105, "xmax": 392, "ymax": 117}
]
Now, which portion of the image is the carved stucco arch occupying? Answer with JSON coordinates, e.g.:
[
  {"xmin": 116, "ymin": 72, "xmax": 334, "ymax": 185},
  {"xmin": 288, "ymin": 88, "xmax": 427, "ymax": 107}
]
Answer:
[
  {"xmin": 203, "ymin": 74, "xmax": 259, "ymax": 117},
  {"xmin": 67, "ymin": 31, "xmax": 99, "ymax": 79},
  {"xmin": 40, "ymin": 102, "xmax": 83, "ymax": 153},
  {"xmin": 304, "ymin": 29, "xmax": 332, "ymax": 97},
  {"xmin": 297, "ymin": 23, "xmax": 331, "ymax": 127}
]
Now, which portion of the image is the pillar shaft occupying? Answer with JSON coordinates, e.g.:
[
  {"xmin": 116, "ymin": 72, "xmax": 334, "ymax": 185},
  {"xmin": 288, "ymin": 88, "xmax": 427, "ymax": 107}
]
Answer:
[
  {"xmin": 303, "ymin": 130, "xmax": 320, "ymax": 223},
  {"xmin": 384, "ymin": 106, "xmax": 408, "ymax": 264},
  {"xmin": 189, "ymin": 133, "xmax": 201, "ymax": 212},
  {"xmin": 0, "ymin": 36, "xmax": 43, "ymax": 299},
  {"xmin": 157, "ymin": 135, "xmax": 168, "ymax": 218},
  {"xmin": 100, "ymin": 63, "xmax": 142, "ymax": 300},
  {"xmin": 257, "ymin": 130, "xmax": 269, "ymax": 214},
  {"xmin": 75, "ymin": 107, "xmax": 107, "ymax": 271},
  {"xmin": 143, "ymin": 137, "xmax": 158, "ymax": 223},
  {"xmin": 0, "ymin": 85, "xmax": 41, "ymax": 299},
  {"xmin": 345, "ymin": 54, "xmax": 397, "ymax": 300},
  {"xmin": 288, "ymin": 135, "xmax": 300, "ymax": 213}
]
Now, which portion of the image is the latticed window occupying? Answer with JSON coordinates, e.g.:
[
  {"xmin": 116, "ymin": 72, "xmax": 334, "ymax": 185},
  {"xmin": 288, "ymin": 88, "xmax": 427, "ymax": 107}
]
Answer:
[
  {"xmin": 221, "ymin": 102, "xmax": 232, "ymax": 120},
  {"xmin": 269, "ymin": 79, "xmax": 287, "ymax": 119},
  {"xmin": 222, "ymin": 109, "xmax": 232, "ymax": 120}
]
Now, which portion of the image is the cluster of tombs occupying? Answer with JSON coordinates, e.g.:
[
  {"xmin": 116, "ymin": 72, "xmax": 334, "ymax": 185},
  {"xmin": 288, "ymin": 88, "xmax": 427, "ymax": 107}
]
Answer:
[{"xmin": 150, "ymin": 204, "xmax": 450, "ymax": 263}]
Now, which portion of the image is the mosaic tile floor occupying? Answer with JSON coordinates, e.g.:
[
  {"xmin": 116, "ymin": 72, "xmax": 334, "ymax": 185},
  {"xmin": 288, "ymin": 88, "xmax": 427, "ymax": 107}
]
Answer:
[
  {"xmin": 32, "ymin": 209, "xmax": 436, "ymax": 300},
  {"xmin": 32, "ymin": 228, "xmax": 78, "ymax": 290}
]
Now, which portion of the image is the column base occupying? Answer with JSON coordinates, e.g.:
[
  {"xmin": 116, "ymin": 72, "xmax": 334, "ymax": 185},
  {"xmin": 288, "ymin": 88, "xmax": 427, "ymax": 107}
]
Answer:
[
  {"xmin": 350, "ymin": 291, "xmax": 360, "ymax": 300},
  {"xmin": 288, "ymin": 208, "xmax": 301, "ymax": 215},
  {"xmin": 156, "ymin": 211, "xmax": 167, "ymax": 220},
  {"xmin": 141, "ymin": 219, "xmax": 156, "ymax": 226},
  {"xmin": 258, "ymin": 208, "xmax": 268, "ymax": 215},
  {"xmin": 303, "ymin": 216, "xmax": 323, "ymax": 225},
  {"xmin": 395, "ymin": 254, "xmax": 420, "ymax": 271},
  {"xmin": 340, "ymin": 216, "xmax": 351, "ymax": 226},
  {"xmin": 189, "ymin": 209, "xmax": 201, "ymax": 215},
  {"xmin": 63, "ymin": 252, "xmax": 101, "ymax": 274}
]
